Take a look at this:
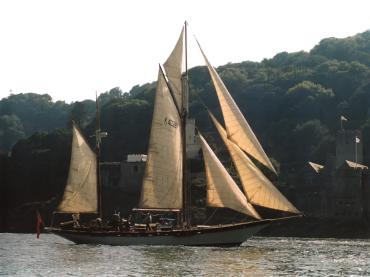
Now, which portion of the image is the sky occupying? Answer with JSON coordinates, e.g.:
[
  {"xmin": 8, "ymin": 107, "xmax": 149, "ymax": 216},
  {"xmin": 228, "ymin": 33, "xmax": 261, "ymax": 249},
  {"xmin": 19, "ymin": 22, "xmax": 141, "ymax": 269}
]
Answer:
[{"xmin": 0, "ymin": 0, "xmax": 369, "ymax": 103}]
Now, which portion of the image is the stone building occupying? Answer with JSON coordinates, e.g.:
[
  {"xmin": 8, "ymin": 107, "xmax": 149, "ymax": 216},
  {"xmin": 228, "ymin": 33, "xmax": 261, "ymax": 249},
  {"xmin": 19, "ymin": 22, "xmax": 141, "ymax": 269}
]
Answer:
[
  {"xmin": 118, "ymin": 154, "xmax": 146, "ymax": 194},
  {"xmin": 332, "ymin": 161, "xmax": 368, "ymax": 218},
  {"xmin": 100, "ymin": 155, "xmax": 146, "ymax": 191},
  {"xmin": 100, "ymin": 162, "xmax": 121, "ymax": 189},
  {"xmin": 299, "ymin": 129, "xmax": 370, "ymax": 219}
]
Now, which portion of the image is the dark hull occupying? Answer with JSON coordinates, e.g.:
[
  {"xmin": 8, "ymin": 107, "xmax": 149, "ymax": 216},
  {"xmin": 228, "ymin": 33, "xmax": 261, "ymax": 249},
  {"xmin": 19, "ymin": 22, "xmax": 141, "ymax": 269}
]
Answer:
[{"xmin": 46, "ymin": 217, "xmax": 297, "ymax": 246}]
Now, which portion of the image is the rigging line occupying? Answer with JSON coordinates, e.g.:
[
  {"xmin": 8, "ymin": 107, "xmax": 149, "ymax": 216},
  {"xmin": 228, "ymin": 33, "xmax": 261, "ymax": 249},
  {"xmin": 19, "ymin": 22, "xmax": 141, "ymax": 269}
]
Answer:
[
  {"xmin": 194, "ymin": 94, "xmax": 226, "ymax": 131},
  {"xmin": 159, "ymin": 64, "xmax": 182, "ymax": 117},
  {"xmin": 202, "ymin": 209, "xmax": 218, "ymax": 225},
  {"xmin": 195, "ymin": 94, "xmax": 209, "ymax": 111}
]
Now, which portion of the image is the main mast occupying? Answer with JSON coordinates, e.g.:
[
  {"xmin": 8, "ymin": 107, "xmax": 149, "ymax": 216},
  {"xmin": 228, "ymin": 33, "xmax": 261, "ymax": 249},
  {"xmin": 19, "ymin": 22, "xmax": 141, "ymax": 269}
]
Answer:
[{"xmin": 181, "ymin": 21, "xmax": 190, "ymax": 227}]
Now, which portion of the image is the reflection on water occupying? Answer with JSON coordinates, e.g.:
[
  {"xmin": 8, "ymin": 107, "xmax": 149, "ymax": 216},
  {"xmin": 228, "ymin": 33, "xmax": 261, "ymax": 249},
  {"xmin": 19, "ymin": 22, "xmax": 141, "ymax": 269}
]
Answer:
[{"xmin": 1, "ymin": 234, "xmax": 370, "ymax": 276}]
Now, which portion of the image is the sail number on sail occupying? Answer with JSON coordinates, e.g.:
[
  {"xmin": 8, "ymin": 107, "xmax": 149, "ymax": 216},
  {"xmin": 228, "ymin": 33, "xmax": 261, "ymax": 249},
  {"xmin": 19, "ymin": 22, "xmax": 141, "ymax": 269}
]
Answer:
[{"xmin": 164, "ymin": 117, "xmax": 178, "ymax": 128}]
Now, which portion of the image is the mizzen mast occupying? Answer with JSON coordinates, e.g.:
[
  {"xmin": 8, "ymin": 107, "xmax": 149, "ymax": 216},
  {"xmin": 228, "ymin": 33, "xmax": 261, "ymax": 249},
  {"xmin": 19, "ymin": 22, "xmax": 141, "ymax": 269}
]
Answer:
[{"xmin": 95, "ymin": 92, "xmax": 103, "ymax": 219}]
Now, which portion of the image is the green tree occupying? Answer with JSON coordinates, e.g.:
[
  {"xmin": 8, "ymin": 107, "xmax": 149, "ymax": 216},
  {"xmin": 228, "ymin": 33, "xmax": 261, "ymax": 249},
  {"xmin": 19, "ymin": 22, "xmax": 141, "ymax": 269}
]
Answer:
[
  {"xmin": 96, "ymin": 98, "xmax": 152, "ymax": 162},
  {"xmin": 99, "ymin": 87, "xmax": 128, "ymax": 106},
  {"xmin": 287, "ymin": 120, "xmax": 332, "ymax": 163},
  {"xmin": 0, "ymin": 93, "xmax": 71, "ymax": 134},
  {"xmin": 0, "ymin": 114, "xmax": 25, "ymax": 154},
  {"xmin": 312, "ymin": 60, "xmax": 370, "ymax": 102},
  {"xmin": 311, "ymin": 31, "xmax": 370, "ymax": 66},
  {"xmin": 283, "ymin": 81, "xmax": 334, "ymax": 124},
  {"xmin": 348, "ymin": 81, "xmax": 370, "ymax": 124},
  {"xmin": 68, "ymin": 100, "xmax": 95, "ymax": 128}
]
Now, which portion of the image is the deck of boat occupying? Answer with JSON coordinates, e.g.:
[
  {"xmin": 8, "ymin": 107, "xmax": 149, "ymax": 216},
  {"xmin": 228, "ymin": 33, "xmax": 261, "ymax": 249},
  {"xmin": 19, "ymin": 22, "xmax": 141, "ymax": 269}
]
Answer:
[{"xmin": 46, "ymin": 216, "xmax": 300, "ymax": 246}]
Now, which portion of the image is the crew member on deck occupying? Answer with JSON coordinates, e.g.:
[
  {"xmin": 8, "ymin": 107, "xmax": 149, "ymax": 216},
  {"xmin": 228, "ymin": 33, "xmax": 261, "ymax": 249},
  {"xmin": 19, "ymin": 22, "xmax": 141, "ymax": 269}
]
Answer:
[
  {"xmin": 145, "ymin": 212, "xmax": 152, "ymax": 231},
  {"xmin": 111, "ymin": 211, "xmax": 121, "ymax": 231},
  {"xmin": 72, "ymin": 213, "xmax": 80, "ymax": 228}
]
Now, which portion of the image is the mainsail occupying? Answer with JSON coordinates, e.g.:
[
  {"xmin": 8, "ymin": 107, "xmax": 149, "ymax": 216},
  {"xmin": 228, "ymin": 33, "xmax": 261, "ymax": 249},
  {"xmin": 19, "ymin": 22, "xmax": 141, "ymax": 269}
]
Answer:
[
  {"xmin": 209, "ymin": 112, "xmax": 300, "ymax": 214},
  {"xmin": 198, "ymin": 43, "xmax": 276, "ymax": 174},
  {"xmin": 57, "ymin": 124, "xmax": 98, "ymax": 213},
  {"xmin": 199, "ymin": 134, "xmax": 261, "ymax": 219},
  {"xmin": 139, "ymin": 69, "xmax": 183, "ymax": 209},
  {"xmin": 163, "ymin": 27, "xmax": 184, "ymax": 110}
]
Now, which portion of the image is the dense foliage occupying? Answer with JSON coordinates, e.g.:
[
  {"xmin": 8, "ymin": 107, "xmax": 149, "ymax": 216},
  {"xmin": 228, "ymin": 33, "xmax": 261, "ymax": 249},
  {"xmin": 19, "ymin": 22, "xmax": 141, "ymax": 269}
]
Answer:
[{"xmin": 1, "ymin": 30, "xmax": 370, "ymax": 231}]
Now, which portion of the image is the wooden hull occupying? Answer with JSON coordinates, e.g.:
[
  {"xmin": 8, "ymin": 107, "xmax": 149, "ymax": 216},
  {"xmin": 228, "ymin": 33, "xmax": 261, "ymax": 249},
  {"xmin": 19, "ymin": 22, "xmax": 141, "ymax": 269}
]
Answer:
[{"xmin": 46, "ymin": 219, "xmax": 275, "ymax": 246}]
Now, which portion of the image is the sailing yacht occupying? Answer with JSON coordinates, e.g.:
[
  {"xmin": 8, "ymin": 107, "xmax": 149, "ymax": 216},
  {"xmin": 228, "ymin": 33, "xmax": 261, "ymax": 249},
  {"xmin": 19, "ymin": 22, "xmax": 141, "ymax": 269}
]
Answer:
[{"xmin": 47, "ymin": 23, "xmax": 301, "ymax": 246}]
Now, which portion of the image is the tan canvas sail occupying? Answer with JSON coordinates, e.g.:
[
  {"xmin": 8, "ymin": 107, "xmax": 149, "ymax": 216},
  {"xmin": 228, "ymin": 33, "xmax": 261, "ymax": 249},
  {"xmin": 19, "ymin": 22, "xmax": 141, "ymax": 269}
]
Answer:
[
  {"xmin": 209, "ymin": 112, "xmax": 299, "ymax": 214},
  {"xmin": 139, "ymin": 69, "xmax": 183, "ymax": 209},
  {"xmin": 57, "ymin": 124, "xmax": 98, "ymax": 213},
  {"xmin": 199, "ymin": 134, "xmax": 261, "ymax": 219},
  {"xmin": 198, "ymin": 44, "xmax": 276, "ymax": 174},
  {"xmin": 163, "ymin": 27, "xmax": 184, "ymax": 109}
]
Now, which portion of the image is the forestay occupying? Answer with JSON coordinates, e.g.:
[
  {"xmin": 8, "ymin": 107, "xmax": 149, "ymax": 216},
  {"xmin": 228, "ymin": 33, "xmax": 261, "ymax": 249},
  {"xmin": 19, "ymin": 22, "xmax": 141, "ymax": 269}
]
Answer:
[
  {"xmin": 199, "ymin": 134, "xmax": 261, "ymax": 219},
  {"xmin": 198, "ymin": 43, "xmax": 276, "ymax": 174},
  {"xmin": 209, "ymin": 112, "xmax": 300, "ymax": 214},
  {"xmin": 139, "ymin": 69, "xmax": 183, "ymax": 209},
  {"xmin": 57, "ymin": 124, "xmax": 98, "ymax": 213}
]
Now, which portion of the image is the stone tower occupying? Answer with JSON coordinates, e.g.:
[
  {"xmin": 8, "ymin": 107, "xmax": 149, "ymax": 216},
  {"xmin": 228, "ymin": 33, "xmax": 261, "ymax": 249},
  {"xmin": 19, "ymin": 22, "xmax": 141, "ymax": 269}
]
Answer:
[{"xmin": 335, "ymin": 130, "xmax": 363, "ymax": 168}]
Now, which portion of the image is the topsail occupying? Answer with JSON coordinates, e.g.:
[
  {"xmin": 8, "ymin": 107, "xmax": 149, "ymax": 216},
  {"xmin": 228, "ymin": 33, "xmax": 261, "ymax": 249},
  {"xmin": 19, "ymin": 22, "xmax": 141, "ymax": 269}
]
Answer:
[{"xmin": 163, "ymin": 27, "xmax": 185, "ymax": 110}]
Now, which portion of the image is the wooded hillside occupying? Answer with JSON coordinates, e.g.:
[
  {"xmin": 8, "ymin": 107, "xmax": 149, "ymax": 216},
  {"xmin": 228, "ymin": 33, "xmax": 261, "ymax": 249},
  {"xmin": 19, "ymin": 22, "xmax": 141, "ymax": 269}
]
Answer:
[{"xmin": 1, "ymin": 30, "xmax": 369, "ymax": 231}]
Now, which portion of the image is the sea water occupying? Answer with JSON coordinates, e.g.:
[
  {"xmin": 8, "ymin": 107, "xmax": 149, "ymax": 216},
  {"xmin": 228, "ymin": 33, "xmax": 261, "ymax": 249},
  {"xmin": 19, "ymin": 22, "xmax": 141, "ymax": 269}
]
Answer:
[{"xmin": 1, "ymin": 233, "xmax": 369, "ymax": 276}]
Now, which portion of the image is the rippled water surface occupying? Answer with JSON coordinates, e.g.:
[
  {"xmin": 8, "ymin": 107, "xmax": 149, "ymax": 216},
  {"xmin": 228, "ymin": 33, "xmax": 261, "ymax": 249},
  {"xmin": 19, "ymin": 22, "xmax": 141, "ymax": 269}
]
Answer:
[{"xmin": 1, "ymin": 233, "xmax": 370, "ymax": 276}]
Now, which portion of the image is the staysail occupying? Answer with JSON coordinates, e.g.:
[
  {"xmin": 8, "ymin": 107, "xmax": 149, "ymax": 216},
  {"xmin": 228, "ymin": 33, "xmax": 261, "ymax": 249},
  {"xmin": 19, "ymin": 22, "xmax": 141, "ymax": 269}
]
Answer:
[
  {"xmin": 209, "ymin": 112, "xmax": 300, "ymax": 214},
  {"xmin": 57, "ymin": 124, "xmax": 98, "ymax": 213},
  {"xmin": 139, "ymin": 69, "xmax": 183, "ymax": 209},
  {"xmin": 163, "ymin": 27, "xmax": 184, "ymax": 110},
  {"xmin": 199, "ymin": 134, "xmax": 261, "ymax": 219},
  {"xmin": 198, "ymin": 43, "xmax": 276, "ymax": 174}
]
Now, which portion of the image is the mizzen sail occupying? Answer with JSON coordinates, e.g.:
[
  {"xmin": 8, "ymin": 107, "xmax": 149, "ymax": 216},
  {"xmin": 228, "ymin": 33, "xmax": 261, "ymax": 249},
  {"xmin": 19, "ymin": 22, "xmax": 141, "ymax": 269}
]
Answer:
[
  {"xmin": 199, "ymin": 134, "xmax": 261, "ymax": 219},
  {"xmin": 198, "ymin": 44, "xmax": 276, "ymax": 174},
  {"xmin": 139, "ymin": 69, "xmax": 183, "ymax": 209},
  {"xmin": 209, "ymin": 112, "xmax": 299, "ymax": 214},
  {"xmin": 57, "ymin": 124, "xmax": 98, "ymax": 213}
]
